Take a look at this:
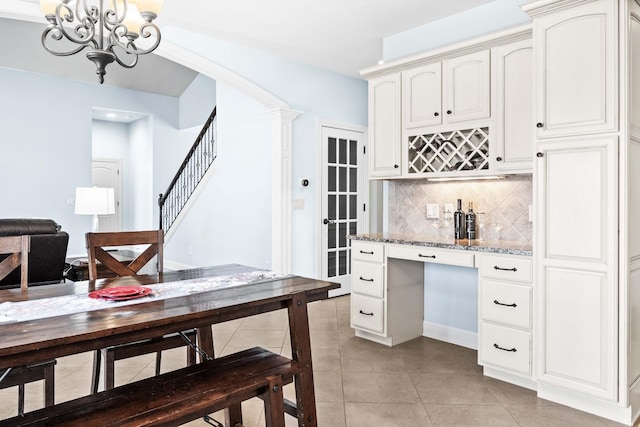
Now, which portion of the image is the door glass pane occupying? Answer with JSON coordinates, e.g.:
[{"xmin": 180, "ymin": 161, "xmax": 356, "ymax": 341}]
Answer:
[
  {"xmin": 339, "ymin": 195, "xmax": 347, "ymax": 219},
  {"xmin": 339, "ymin": 222, "xmax": 347, "ymax": 248},
  {"xmin": 327, "ymin": 251, "xmax": 336, "ymax": 278},
  {"xmin": 349, "ymin": 195, "xmax": 357, "ymax": 220},
  {"xmin": 328, "ymin": 137, "xmax": 336, "ymax": 163},
  {"xmin": 328, "ymin": 195, "xmax": 336, "ymax": 220},
  {"xmin": 349, "ymin": 168, "xmax": 357, "ymax": 192},
  {"xmin": 350, "ymin": 139, "xmax": 357, "ymax": 165},
  {"xmin": 328, "ymin": 223, "xmax": 336, "ymax": 249},
  {"xmin": 339, "ymin": 138, "xmax": 347, "ymax": 164},
  {"xmin": 339, "ymin": 250, "xmax": 347, "ymax": 276},
  {"xmin": 339, "ymin": 167, "xmax": 347, "ymax": 192},
  {"xmin": 349, "ymin": 221, "xmax": 357, "ymax": 236},
  {"xmin": 328, "ymin": 166, "xmax": 336, "ymax": 192}
]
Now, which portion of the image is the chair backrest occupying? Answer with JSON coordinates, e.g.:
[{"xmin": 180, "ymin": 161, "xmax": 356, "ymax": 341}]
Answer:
[
  {"xmin": 85, "ymin": 230, "xmax": 163, "ymax": 281},
  {"xmin": 0, "ymin": 235, "xmax": 30, "ymax": 290}
]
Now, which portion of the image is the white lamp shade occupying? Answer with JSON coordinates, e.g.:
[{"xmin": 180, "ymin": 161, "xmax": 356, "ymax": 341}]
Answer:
[
  {"xmin": 130, "ymin": 0, "xmax": 164, "ymax": 15},
  {"xmin": 75, "ymin": 187, "xmax": 116, "ymax": 215},
  {"xmin": 39, "ymin": 0, "xmax": 59, "ymax": 15}
]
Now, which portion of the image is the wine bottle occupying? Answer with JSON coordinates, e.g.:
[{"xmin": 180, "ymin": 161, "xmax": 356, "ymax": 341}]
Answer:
[
  {"xmin": 454, "ymin": 199, "xmax": 465, "ymax": 239},
  {"xmin": 466, "ymin": 202, "xmax": 476, "ymax": 240}
]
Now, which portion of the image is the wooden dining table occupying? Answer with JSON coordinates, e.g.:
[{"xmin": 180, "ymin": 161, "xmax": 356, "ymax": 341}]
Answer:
[{"xmin": 0, "ymin": 264, "xmax": 339, "ymax": 427}]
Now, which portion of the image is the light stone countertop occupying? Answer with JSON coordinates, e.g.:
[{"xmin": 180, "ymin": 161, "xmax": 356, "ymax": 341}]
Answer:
[{"xmin": 349, "ymin": 233, "xmax": 532, "ymax": 256}]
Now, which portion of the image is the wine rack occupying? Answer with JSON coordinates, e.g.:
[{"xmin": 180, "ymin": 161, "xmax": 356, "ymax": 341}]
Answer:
[{"xmin": 407, "ymin": 127, "xmax": 490, "ymax": 174}]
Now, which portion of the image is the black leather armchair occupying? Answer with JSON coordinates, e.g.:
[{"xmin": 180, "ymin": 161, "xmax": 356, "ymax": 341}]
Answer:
[{"xmin": 0, "ymin": 218, "xmax": 69, "ymax": 289}]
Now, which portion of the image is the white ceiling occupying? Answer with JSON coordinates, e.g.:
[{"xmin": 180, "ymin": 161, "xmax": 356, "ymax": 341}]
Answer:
[{"xmin": 3, "ymin": 0, "xmax": 519, "ymax": 96}]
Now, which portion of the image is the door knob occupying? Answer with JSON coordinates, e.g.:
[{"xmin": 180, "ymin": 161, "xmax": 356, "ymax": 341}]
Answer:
[{"xmin": 323, "ymin": 218, "xmax": 335, "ymax": 225}]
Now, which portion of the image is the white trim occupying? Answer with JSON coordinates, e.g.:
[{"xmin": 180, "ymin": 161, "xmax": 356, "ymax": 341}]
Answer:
[
  {"xmin": 315, "ymin": 120, "xmax": 368, "ymax": 280},
  {"xmin": 422, "ymin": 320, "xmax": 478, "ymax": 350},
  {"xmin": 0, "ymin": 1, "xmax": 43, "ymax": 23},
  {"xmin": 264, "ymin": 108, "xmax": 302, "ymax": 273}
]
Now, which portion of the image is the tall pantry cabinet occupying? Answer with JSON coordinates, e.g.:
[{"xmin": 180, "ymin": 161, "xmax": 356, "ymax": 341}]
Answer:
[{"xmin": 525, "ymin": 0, "xmax": 640, "ymax": 423}]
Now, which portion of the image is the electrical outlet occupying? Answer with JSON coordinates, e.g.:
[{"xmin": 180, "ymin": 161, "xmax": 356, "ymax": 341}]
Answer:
[
  {"xmin": 444, "ymin": 203, "xmax": 454, "ymax": 219},
  {"xmin": 426, "ymin": 204, "xmax": 439, "ymax": 219}
]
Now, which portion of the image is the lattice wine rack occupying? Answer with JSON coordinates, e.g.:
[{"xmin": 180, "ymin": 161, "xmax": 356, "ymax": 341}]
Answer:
[{"xmin": 407, "ymin": 127, "xmax": 490, "ymax": 174}]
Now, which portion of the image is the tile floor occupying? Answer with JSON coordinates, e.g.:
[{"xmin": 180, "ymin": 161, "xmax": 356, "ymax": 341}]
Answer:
[{"xmin": 0, "ymin": 295, "xmax": 637, "ymax": 426}]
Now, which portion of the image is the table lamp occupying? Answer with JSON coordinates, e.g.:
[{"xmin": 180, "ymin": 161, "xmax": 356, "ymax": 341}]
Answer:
[{"xmin": 75, "ymin": 187, "xmax": 115, "ymax": 232}]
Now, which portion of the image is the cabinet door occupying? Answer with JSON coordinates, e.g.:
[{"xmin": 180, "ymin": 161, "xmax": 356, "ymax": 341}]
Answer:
[
  {"xmin": 368, "ymin": 74, "xmax": 402, "ymax": 178},
  {"xmin": 443, "ymin": 50, "xmax": 490, "ymax": 123},
  {"xmin": 534, "ymin": 0, "xmax": 617, "ymax": 138},
  {"xmin": 493, "ymin": 39, "xmax": 533, "ymax": 172},
  {"xmin": 535, "ymin": 137, "xmax": 618, "ymax": 401},
  {"xmin": 403, "ymin": 63, "xmax": 442, "ymax": 129}
]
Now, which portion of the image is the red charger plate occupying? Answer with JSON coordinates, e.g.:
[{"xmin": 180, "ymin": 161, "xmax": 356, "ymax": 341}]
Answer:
[{"xmin": 89, "ymin": 286, "xmax": 152, "ymax": 301}]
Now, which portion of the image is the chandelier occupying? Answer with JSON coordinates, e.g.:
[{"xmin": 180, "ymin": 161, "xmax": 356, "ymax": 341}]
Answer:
[{"xmin": 39, "ymin": 0, "xmax": 164, "ymax": 84}]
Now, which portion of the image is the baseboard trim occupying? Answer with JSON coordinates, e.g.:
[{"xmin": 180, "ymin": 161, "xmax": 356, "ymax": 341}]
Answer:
[{"xmin": 422, "ymin": 321, "xmax": 478, "ymax": 350}]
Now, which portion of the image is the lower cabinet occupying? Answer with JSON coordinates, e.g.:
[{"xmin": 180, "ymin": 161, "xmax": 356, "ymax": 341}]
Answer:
[{"xmin": 477, "ymin": 253, "xmax": 534, "ymax": 385}]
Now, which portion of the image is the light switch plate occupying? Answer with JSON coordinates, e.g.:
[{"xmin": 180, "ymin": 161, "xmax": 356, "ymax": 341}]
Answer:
[
  {"xmin": 293, "ymin": 198, "xmax": 305, "ymax": 210},
  {"xmin": 426, "ymin": 204, "xmax": 439, "ymax": 219}
]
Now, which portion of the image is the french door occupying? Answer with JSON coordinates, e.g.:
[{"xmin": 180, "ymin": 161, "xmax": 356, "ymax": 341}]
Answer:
[{"xmin": 320, "ymin": 126, "xmax": 366, "ymax": 297}]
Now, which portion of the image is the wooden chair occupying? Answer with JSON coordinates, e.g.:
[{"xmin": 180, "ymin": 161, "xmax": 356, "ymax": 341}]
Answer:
[
  {"xmin": 0, "ymin": 235, "xmax": 56, "ymax": 415},
  {"xmin": 85, "ymin": 230, "xmax": 198, "ymax": 393},
  {"xmin": 0, "ymin": 235, "xmax": 29, "ymax": 290}
]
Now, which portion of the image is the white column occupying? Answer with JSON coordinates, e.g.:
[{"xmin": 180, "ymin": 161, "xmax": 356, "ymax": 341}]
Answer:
[{"xmin": 264, "ymin": 108, "xmax": 301, "ymax": 273}]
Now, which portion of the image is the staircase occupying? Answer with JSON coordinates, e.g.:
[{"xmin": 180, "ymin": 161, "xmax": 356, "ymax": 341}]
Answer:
[{"xmin": 158, "ymin": 107, "xmax": 217, "ymax": 233}]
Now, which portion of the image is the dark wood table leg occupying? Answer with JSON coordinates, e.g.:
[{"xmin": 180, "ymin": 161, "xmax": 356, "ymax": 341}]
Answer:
[{"xmin": 288, "ymin": 292, "xmax": 317, "ymax": 427}]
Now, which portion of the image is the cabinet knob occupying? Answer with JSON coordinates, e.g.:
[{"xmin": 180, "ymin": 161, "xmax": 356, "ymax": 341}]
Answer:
[
  {"xmin": 496, "ymin": 157, "xmax": 503, "ymax": 162},
  {"xmin": 394, "ymin": 164, "xmax": 399, "ymax": 168},
  {"xmin": 433, "ymin": 112, "xmax": 439, "ymax": 117},
  {"xmin": 536, "ymin": 122, "xmax": 544, "ymax": 128},
  {"xmin": 536, "ymin": 152, "xmax": 544, "ymax": 158},
  {"xmin": 446, "ymin": 110, "xmax": 452, "ymax": 115}
]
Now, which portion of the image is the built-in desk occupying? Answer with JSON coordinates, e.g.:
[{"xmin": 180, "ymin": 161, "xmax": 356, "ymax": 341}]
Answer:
[{"xmin": 348, "ymin": 233, "xmax": 534, "ymax": 388}]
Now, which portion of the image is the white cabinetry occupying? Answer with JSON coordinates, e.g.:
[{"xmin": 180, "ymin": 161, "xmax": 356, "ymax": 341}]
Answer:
[
  {"xmin": 478, "ymin": 253, "xmax": 534, "ymax": 386},
  {"xmin": 403, "ymin": 50, "xmax": 490, "ymax": 130},
  {"xmin": 368, "ymin": 74, "xmax": 402, "ymax": 178},
  {"xmin": 533, "ymin": 0, "xmax": 617, "ymax": 138},
  {"xmin": 535, "ymin": 137, "xmax": 618, "ymax": 401},
  {"xmin": 492, "ymin": 39, "xmax": 534, "ymax": 172}
]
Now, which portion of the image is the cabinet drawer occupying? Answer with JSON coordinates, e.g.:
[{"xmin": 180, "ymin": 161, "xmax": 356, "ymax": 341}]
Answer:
[
  {"xmin": 352, "ymin": 241, "xmax": 384, "ymax": 263},
  {"xmin": 480, "ymin": 323, "xmax": 531, "ymax": 375},
  {"xmin": 352, "ymin": 261, "xmax": 384, "ymax": 298},
  {"xmin": 478, "ymin": 254, "xmax": 532, "ymax": 283},
  {"xmin": 387, "ymin": 244, "xmax": 474, "ymax": 267},
  {"xmin": 481, "ymin": 280, "xmax": 531, "ymax": 328},
  {"xmin": 351, "ymin": 294, "xmax": 385, "ymax": 334}
]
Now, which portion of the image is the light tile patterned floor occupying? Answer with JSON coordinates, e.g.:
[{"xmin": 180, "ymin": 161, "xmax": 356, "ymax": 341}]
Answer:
[{"xmin": 0, "ymin": 295, "xmax": 636, "ymax": 426}]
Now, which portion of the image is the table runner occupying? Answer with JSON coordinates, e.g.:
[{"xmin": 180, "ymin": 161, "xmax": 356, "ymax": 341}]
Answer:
[{"xmin": 0, "ymin": 270, "xmax": 289, "ymax": 324}]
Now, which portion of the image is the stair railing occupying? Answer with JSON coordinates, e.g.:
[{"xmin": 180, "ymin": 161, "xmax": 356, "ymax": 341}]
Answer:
[{"xmin": 159, "ymin": 106, "xmax": 217, "ymax": 232}]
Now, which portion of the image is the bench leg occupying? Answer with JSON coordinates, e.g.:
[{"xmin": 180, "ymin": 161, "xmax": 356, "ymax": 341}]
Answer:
[
  {"xmin": 263, "ymin": 375, "xmax": 285, "ymax": 427},
  {"xmin": 224, "ymin": 403, "xmax": 243, "ymax": 427}
]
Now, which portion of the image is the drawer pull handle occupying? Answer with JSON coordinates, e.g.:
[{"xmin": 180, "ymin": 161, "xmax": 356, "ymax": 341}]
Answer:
[
  {"xmin": 360, "ymin": 250, "xmax": 374, "ymax": 255},
  {"xmin": 493, "ymin": 300, "xmax": 517, "ymax": 308},
  {"xmin": 493, "ymin": 266, "xmax": 517, "ymax": 272},
  {"xmin": 359, "ymin": 310, "xmax": 374, "ymax": 316},
  {"xmin": 493, "ymin": 343, "xmax": 517, "ymax": 352},
  {"xmin": 419, "ymin": 254, "xmax": 436, "ymax": 259},
  {"xmin": 359, "ymin": 277, "xmax": 374, "ymax": 282}
]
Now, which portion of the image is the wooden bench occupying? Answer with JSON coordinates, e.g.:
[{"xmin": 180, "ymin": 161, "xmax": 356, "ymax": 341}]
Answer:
[{"xmin": 1, "ymin": 347, "xmax": 300, "ymax": 427}]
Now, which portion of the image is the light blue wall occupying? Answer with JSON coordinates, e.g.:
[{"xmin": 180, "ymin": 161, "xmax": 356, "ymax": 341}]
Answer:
[
  {"xmin": 163, "ymin": 82, "xmax": 272, "ymax": 269},
  {"xmin": 0, "ymin": 67, "xmax": 197, "ymax": 256},
  {"xmin": 383, "ymin": 0, "xmax": 532, "ymax": 62},
  {"xmin": 179, "ymin": 74, "xmax": 217, "ymax": 129},
  {"xmin": 163, "ymin": 27, "xmax": 368, "ymax": 277},
  {"xmin": 424, "ymin": 264, "xmax": 478, "ymax": 332}
]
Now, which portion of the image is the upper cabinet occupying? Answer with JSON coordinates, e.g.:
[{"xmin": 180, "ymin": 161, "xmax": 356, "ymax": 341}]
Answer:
[
  {"xmin": 403, "ymin": 50, "xmax": 490, "ymax": 130},
  {"xmin": 444, "ymin": 50, "xmax": 491, "ymax": 124},
  {"xmin": 493, "ymin": 39, "xmax": 534, "ymax": 172},
  {"xmin": 533, "ymin": 0, "xmax": 617, "ymax": 138},
  {"xmin": 368, "ymin": 74, "xmax": 402, "ymax": 178}
]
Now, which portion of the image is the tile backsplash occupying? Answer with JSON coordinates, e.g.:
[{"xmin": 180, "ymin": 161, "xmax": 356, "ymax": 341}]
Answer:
[{"xmin": 387, "ymin": 175, "xmax": 533, "ymax": 243}]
